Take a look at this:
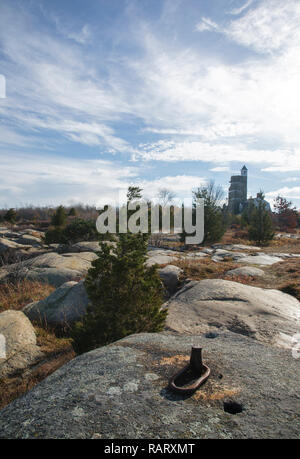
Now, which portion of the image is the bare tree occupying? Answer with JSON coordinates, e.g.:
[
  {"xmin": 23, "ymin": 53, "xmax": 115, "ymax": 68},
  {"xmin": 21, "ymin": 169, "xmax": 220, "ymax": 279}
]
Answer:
[
  {"xmin": 157, "ymin": 188, "xmax": 176, "ymax": 207},
  {"xmin": 193, "ymin": 180, "xmax": 224, "ymax": 209}
]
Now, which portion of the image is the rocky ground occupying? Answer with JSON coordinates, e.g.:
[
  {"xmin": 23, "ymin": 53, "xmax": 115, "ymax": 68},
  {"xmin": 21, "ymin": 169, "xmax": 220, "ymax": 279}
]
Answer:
[
  {"xmin": 0, "ymin": 332, "xmax": 299, "ymax": 439},
  {"xmin": 0, "ymin": 226, "xmax": 299, "ymax": 438}
]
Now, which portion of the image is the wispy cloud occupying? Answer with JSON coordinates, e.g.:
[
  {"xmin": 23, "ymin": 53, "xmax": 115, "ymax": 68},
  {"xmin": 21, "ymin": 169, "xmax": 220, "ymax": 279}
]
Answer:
[
  {"xmin": 134, "ymin": 140, "xmax": 300, "ymax": 172},
  {"xmin": 226, "ymin": 0, "xmax": 300, "ymax": 53},
  {"xmin": 282, "ymin": 177, "xmax": 300, "ymax": 183},
  {"xmin": 59, "ymin": 24, "xmax": 92, "ymax": 45},
  {"xmin": 229, "ymin": 0, "xmax": 253, "ymax": 16},
  {"xmin": 196, "ymin": 17, "xmax": 220, "ymax": 33},
  {"xmin": 0, "ymin": 1, "xmax": 300, "ymax": 206},
  {"xmin": 0, "ymin": 151, "xmax": 205, "ymax": 207},
  {"xmin": 266, "ymin": 186, "xmax": 300, "ymax": 200},
  {"xmin": 138, "ymin": 175, "xmax": 207, "ymax": 201},
  {"xmin": 0, "ymin": 3, "xmax": 132, "ymax": 153},
  {"xmin": 2, "ymin": 0, "xmax": 300, "ymax": 163},
  {"xmin": 0, "ymin": 152, "xmax": 138, "ymax": 207},
  {"xmin": 210, "ymin": 166, "xmax": 230, "ymax": 172}
]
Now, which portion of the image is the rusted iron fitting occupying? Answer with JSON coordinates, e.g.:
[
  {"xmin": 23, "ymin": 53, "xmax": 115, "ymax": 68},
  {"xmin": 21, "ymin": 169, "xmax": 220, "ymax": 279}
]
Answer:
[{"xmin": 168, "ymin": 346, "xmax": 210, "ymax": 394}]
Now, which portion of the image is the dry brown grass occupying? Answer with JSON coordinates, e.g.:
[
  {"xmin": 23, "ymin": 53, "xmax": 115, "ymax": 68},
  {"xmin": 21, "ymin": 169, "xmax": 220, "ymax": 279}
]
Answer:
[
  {"xmin": 269, "ymin": 259, "xmax": 300, "ymax": 301},
  {"xmin": 220, "ymin": 229, "xmax": 300, "ymax": 253},
  {"xmin": 270, "ymin": 258, "xmax": 300, "ymax": 282},
  {"xmin": 220, "ymin": 229, "xmax": 252, "ymax": 246},
  {"xmin": 158, "ymin": 353, "xmax": 241, "ymax": 403},
  {"xmin": 193, "ymin": 384, "xmax": 241, "ymax": 402},
  {"xmin": 221, "ymin": 258, "xmax": 300, "ymax": 300},
  {"xmin": 172, "ymin": 257, "xmax": 239, "ymax": 281},
  {"xmin": 171, "ymin": 245, "xmax": 300, "ymax": 303},
  {"xmin": 222, "ymin": 273, "xmax": 258, "ymax": 285},
  {"xmin": 0, "ymin": 280, "xmax": 55, "ymax": 313},
  {"xmin": 0, "ymin": 347, "xmax": 74, "ymax": 410},
  {"xmin": 0, "ymin": 279, "xmax": 75, "ymax": 409},
  {"xmin": 264, "ymin": 237, "xmax": 300, "ymax": 253},
  {"xmin": 160, "ymin": 354, "xmax": 190, "ymax": 366},
  {"xmin": 0, "ymin": 327, "xmax": 75, "ymax": 410},
  {"xmin": 35, "ymin": 327, "xmax": 73, "ymax": 355}
]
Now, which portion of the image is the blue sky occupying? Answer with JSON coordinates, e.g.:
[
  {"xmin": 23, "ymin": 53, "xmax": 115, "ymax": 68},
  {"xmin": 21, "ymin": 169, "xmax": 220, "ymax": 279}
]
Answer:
[{"xmin": 0, "ymin": 0, "xmax": 300, "ymax": 208}]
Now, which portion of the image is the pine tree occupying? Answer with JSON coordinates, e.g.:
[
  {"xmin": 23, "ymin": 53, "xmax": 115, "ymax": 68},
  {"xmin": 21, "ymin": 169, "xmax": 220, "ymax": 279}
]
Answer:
[
  {"xmin": 193, "ymin": 181, "xmax": 225, "ymax": 244},
  {"xmin": 248, "ymin": 195, "xmax": 274, "ymax": 245},
  {"xmin": 71, "ymin": 232, "xmax": 166, "ymax": 354},
  {"xmin": 51, "ymin": 205, "xmax": 67, "ymax": 227},
  {"xmin": 240, "ymin": 199, "xmax": 255, "ymax": 228},
  {"xmin": 127, "ymin": 186, "xmax": 142, "ymax": 202},
  {"xmin": 4, "ymin": 208, "xmax": 17, "ymax": 223},
  {"xmin": 68, "ymin": 207, "xmax": 77, "ymax": 217}
]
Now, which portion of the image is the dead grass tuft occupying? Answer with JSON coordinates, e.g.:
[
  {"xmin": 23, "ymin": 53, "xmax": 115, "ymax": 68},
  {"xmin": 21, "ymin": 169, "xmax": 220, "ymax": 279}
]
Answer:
[
  {"xmin": 160, "ymin": 355, "xmax": 190, "ymax": 366},
  {"xmin": 0, "ymin": 327, "xmax": 75, "ymax": 410},
  {"xmin": 220, "ymin": 258, "xmax": 300, "ymax": 297},
  {"xmin": 222, "ymin": 274, "xmax": 258, "ymax": 285},
  {"xmin": 0, "ymin": 280, "xmax": 55, "ymax": 313},
  {"xmin": 220, "ymin": 229, "xmax": 300, "ymax": 253},
  {"xmin": 172, "ymin": 257, "xmax": 239, "ymax": 281},
  {"xmin": 0, "ymin": 279, "xmax": 75, "ymax": 410},
  {"xmin": 220, "ymin": 230, "xmax": 252, "ymax": 246},
  {"xmin": 193, "ymin": 384, "xmax": 241, "ymax": 402},
  {"xmin": 0, "ymin": 348, "xmax": 74, "ymax": 410}
]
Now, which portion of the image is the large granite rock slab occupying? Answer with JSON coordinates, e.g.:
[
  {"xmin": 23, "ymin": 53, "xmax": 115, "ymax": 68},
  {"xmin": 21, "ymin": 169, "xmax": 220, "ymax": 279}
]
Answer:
[
  {"xmin": 225, "ymin": 267, "xmax": 265, "ymax": 278},
  {"xmin": 181, "ymin": 252, "xmax": 208, "ymax": 259},
  {"xmin": 56, "ymin": 241, "xmax": 117, "ymax": 254},
  {"xmin": 16, "ymin": 235, "xmax": 43, "ymax": 247},
  {"xmin": 146, "ymin": 250, "xmax": 180, "ymax": 267},
  {"xmin": 0, "ymin": 231, "xmax": 21, "ymax": 239},
  {"xmin": 240, "ymin": 253, "xmax": 283, "ymax": 266},
  {"xmin": 0, "ymin": 252, "xmax": 97, "ymax": 287},
  {"xmin": 23, "ymin": 280, "xmax": 89, "ymax": 327},
  {"xmin": 0, "ymin": 238, "xmax": 28, "ymax": 254},
  {"xmin": 0, "ymin": 310, "xmax": 43, "ymax": 377},
  {"xmin": 211, "ymin": 249, "xmax": 247, "ymax": 262},
  {"xmin": 0, "ymin": 332, "xmax": 299, "ymax": 439},
  {"xmin": 165, "ymin": 279, "xmax": 300, "ymax": 348},
  {"xmin": 20, "ymin": 229, "xmax": 45, "ymax": 238},
  {"xmin": 211, "ymin": 244, "xmax": 261, "ymax": 251},
  {"xmin": 61, "ymin": 241, "xmax": 101, "ymax": 253}
]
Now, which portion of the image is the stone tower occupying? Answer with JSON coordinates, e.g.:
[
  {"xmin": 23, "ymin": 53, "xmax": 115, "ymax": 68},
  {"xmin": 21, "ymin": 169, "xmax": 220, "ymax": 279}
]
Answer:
[{"xmin": 228, "ymin": 165, "xmax": 248, "ymax": 214}]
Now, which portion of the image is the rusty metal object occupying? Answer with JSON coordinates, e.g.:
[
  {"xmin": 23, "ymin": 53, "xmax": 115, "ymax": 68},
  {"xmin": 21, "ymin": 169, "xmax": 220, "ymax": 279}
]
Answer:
[{"xmin": 168, "ymin": 347, "xmax": 210, "ymax": 394}]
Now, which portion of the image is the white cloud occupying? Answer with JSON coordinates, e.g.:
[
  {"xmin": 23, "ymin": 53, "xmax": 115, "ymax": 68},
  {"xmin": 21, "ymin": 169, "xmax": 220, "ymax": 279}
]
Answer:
[
  {"xmin": 210, "ymin": 166, "xmax": 230, "ymax": 172},
  {"xmin": 226, "ymin": 0, "xmax": 300, "ymax": 53},
  {"xmin": 0, "ymin": 4, "xmax": 132, "ymax": 153},
  {"xmin": 138, "ymin": 175, "xmax": 207, "ymax": 201},
  {"xmin": 262, "ymin": 164, "xmax": 300, "ymax": 173},
  {"xmin": 229, "ymin": 0, "xmax": 253, "ymax": 16},
  {"xmin": 196, "ymin": 17, "xmax": 220, "ymax": 33},
  {"xmin": 1, "ymin": 0, "xmax": 300, "ymax": 183},
  {"xmin": 133, "ymin": 140, "xmax": 300, "ymax": 171},
  {"xmin": 0, "ymin": 153, "xmax": 138, "ymax": 207},
  {"xmin": 282, "ymin": 177, "xmax": 300, "ymax": 183},
  {"xmin": 266, "ymin": 186, "xmax": 300, "ymax": 200},
  {"xmin": 0, "ymin": 125, "xmax": 34, "ymax": 148},
  {"xmin": 66, "ymin": 25, "xmax": 92, "ymax": 45},
  {"xmin": 0, "ymin": 151, "xmax": 207, "ymax": 207}
]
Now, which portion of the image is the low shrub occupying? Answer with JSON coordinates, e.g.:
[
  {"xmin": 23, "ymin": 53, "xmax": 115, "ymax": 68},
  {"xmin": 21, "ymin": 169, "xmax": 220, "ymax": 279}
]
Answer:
[
  {"xmin": 44, "ymin": 218, "xmax": 113, "ymax": 245},
  {"xmin": 71, "ymin": 233, "xmax": 166, "ymax": 354}
]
